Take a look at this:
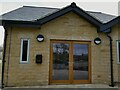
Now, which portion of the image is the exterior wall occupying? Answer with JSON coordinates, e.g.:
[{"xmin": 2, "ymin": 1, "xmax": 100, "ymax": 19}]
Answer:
[
  {"xmin": 4, "ymin": 12, "xmax": 119, "ymax": 86},
  {"xmin": 117, "ymin": 24, "xmax": 120, "ymax": 82}
]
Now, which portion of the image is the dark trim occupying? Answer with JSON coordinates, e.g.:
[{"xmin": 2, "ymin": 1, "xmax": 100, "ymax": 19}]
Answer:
[
  {"xmin": 37, "ymin": 5, "xmax": 73, "ymax": 25},
  {"xmin": 0, "ymin": 2, "xmax": 120, "ymax": 32},
  {"xmin": 1, "ymin": 20, "xmax": 41, "ymax": 28},
  {"xmin": 101, "ymin": 28, "xmax": 111, "ymax": 33},
  {"xmin": 0, "ymin": 2, "xmax": 102, "ymax": 31},
  {"xmin": 2, "ymin": 26, "xmax": 8, "ymax": 89},
  {"xmin": 100, "ymin": 16, "xmax": 120, "ymax": 31},
  {"xmin": 37, "ymin": 2, "xmax": 102, "ymax": 27},
  {"xmin": 72, "ymin": 6, "xmax": 102, "ymax": 27}
]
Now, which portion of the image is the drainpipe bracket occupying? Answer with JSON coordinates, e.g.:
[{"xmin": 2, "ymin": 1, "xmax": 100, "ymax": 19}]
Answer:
[
  {"xmin": 109, "ymin": 84, "xmax": 115, "ymax": 87},
  {"xmin": 2, "ymin": 83, "xmax": 4, "ymax": 88}
]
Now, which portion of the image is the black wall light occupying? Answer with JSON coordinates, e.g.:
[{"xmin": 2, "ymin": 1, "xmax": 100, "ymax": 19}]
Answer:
[
  {"xmin": 36, "ymin": 34, "xmax": 44, "ymax": 42},
  {"xmin": 94, "ymin": 37, "xmax": 101, "ymax": 45}
]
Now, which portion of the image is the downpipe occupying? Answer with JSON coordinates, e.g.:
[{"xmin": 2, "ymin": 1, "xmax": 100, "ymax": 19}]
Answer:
[
  {"xmin": 1, "ymin": 28, "xmax": 8, "ymax": 89},
  {"xmin": 106, "ymin": 34, "xmax": 114, "ymax": 87}
]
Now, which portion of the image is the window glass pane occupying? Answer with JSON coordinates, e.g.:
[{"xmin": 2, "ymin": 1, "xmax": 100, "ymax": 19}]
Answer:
[
  {"xmin": 52, "ymin": 43, "xmax": 69, "ymax": 80},
  {"xmin": 22, "ymin": 40, "xmax": 28, "ymax": 61},
  {"xmin": 73, "ymin": 44, "xmax": 89, "ymax": 80}
]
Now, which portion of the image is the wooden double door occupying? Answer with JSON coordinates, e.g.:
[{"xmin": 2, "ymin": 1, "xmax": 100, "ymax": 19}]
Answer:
[{"xmin": 50, "ymin": 40, "xmax": 91, "ymax": 84}]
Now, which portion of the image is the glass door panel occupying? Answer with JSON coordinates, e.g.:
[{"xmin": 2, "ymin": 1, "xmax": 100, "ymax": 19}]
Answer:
[
  {"xmin": 52, "ymin": 43, "xmax": 69, "ymax": 80},
  {"xmin": 73, "ymin": 44, "xmax": 89, "ymax": 80},
  {"xmin": 50, "ymin": 41, "xmax": 90, "ymax": 84}
]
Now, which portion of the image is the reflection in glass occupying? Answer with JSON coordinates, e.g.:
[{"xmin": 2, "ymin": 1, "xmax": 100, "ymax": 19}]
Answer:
[
  {"xmin": 73, "ymin": 44, "xmax": 88, "ymax": 80},
  {"xmin": 52, "ymin": 43, "xmax": 69, "ymax": 80}
]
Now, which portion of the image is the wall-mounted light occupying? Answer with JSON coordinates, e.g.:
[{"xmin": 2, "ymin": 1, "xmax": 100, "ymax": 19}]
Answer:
[
  {"xmin": 36, "ymin": 34, "xmax": 44, "ymax": 42},
  {"xmin": 94, "ymin": 37, "xmax": 101, "ymax": 45}
]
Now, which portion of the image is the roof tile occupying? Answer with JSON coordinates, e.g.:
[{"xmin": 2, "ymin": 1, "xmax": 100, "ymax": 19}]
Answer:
[{"xmin": 0, "ymin": 6, "xmax": 117, "ymax": 23}]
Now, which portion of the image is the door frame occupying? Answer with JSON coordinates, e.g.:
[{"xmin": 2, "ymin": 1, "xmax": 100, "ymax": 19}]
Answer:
[{"xmin": 49, "ymin": 40, "xmax": 91, "ymax": 84}]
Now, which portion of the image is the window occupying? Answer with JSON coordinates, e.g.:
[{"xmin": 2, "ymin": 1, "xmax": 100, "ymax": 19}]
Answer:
[
  {"xmin": 117, "ymin": 40, "xmax": 120, "ymax": 64},
  {"xmin": 20, "ymin": 39, "xmax": 30, "ymax": 63}
]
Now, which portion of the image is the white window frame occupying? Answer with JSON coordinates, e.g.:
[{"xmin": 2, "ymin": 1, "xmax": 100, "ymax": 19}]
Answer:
[
  {"xmin": 20, "ymin": 39, "xmax": 30, "ymax": 64},
  {"xmin": 117, "ymin": 40, "xmax": 120, "ymax": 64}
]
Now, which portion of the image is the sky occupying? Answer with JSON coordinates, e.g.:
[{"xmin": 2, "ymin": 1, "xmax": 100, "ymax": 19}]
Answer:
[{"xmin": 0, "ymin": 0, "xmax": 120, "ymax": 46}]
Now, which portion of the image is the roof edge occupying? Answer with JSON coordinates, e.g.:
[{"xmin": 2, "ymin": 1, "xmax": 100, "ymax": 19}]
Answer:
[
  {"xmin": 1, "ymin": 2, "xmax": 119, "ymax": 32},
  {"xmin": 35, "ymin": 2, "xmax": 102, "ymax": 27},
  {"xmin": 0, "ymin": 20, "xmax": 40, "ymax": 27},
  {"xmin": 100, "ymin": 16, "xmax": 120, "ymax": 31}
]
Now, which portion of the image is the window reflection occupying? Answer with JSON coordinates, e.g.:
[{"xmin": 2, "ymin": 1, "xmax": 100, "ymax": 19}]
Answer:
[
  {"xmin": 52, "ymin": 43, "xmax": 69, "ymax": 80},
  {"xmin": 73, "ymin": 44, "xmax": 88, "ymax": 80},
  {"xmin": 51, "ymin": 42, "xmax": 89, "ymax": 81}
]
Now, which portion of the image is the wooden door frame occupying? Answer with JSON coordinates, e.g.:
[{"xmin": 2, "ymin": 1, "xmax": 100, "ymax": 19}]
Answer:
[{"xmin": 49, "ymin": 40, "xmax": 91, "ymax": 84}]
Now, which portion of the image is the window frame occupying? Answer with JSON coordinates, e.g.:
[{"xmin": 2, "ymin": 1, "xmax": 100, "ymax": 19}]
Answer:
[
  {"xmin": 117, "ymin": 40, "xmax": 120, "ymax": 64},
  {"xmin": 20, "ymin": 39, "xmax": 30, "ymax": 64}
]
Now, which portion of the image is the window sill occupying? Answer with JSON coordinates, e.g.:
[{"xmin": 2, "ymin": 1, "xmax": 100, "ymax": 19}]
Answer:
[{"xmin": 20, "ymin": 61, "xmax": 29, "ymax": 64}]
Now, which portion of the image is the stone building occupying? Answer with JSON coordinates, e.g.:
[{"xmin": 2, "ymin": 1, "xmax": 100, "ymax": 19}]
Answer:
[{"xmin": 0, "ymin": 2, "xmax": 120, "ymax": 88}]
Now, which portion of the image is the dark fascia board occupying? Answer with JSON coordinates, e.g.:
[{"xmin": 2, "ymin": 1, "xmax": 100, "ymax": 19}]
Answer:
[
  {"xmin": 100, "ymin": 16, "xmax": 120, "ymax": 32},
  {"xmin": 1, "ymin": 20, "xmax": 40, "ymax": 28},
  {"xmin": 36, "ymin": 2, "xmax": 102, "ymax": 28},
  {"xmin": 0, "ymin": 2, "xmax": 103, "ymax": 31},
  {"xmin": 36, "ymin": 6, "xmax": 73, "ymax": 25},
  {"xmin": 72, "ymin": 6, "xmax": 102, "ymax": 27}
]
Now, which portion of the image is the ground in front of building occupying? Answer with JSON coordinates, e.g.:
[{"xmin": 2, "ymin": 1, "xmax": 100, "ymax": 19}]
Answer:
[{"xmin": 2, "ymin": 84, "xmax": 120, "ymax": 90}]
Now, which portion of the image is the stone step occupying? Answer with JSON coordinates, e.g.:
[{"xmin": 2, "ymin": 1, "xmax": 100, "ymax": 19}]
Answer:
[
  {"xmin": 3, "ymin": 88, "xmax": 119, "ymax": 90},
  {"xmin": 3, "ymin": 84, "xmax": 120, "ymax": 90}
]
